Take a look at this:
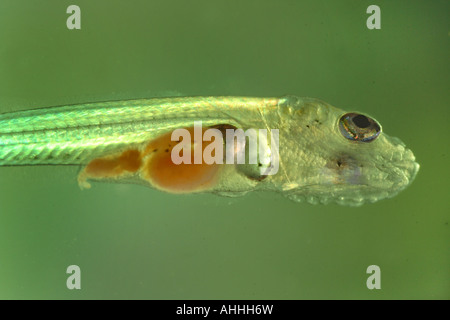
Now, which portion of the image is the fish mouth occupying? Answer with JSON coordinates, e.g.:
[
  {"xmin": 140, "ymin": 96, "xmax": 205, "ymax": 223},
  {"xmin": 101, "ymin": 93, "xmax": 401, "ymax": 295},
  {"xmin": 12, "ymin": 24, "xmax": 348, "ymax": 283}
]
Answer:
[
  {"xmin": 383, "ymin": 137, "xmax": 420, "ymax": 191},
  {"xmin": 398, "ymin": 148, "xmax": 420, "ymax": 183}
]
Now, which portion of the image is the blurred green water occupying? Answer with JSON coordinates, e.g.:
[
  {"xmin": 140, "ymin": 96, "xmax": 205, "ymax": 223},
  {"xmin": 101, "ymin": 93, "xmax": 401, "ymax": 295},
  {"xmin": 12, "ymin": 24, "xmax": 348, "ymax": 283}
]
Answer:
[{"xmin": 0, "ymin": 0, "xmax": 448, "ymax": 299}]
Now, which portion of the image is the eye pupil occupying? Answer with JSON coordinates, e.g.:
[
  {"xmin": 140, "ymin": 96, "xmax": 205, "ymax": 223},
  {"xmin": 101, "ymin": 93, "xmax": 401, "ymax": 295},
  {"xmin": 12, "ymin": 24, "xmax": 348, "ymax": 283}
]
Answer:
[{"xmin": 352, "ymin": 114, "xmax": 370, "ymax": 128}]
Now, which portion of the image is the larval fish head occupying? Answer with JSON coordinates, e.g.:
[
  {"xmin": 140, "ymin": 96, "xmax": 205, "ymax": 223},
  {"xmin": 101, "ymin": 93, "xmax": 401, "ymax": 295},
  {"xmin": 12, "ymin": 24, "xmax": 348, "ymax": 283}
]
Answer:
[{"xmin": 276, "ymin": 96, "xmax": 420, "ymax": 206}]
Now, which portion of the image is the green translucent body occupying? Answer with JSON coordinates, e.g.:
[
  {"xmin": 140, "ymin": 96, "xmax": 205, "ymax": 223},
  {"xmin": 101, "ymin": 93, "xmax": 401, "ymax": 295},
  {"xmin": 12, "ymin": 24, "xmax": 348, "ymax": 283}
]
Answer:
[{"xmin": 0, "ymin": 96, "xmax": 419, "ymax": 205}]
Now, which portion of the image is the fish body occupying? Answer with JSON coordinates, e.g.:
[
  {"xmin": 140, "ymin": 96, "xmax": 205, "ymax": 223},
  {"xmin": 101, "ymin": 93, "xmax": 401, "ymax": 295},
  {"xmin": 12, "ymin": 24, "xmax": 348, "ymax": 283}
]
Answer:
[{"xmin": 0, "ymin": 96, "xmax": 419, "ymax": 205}]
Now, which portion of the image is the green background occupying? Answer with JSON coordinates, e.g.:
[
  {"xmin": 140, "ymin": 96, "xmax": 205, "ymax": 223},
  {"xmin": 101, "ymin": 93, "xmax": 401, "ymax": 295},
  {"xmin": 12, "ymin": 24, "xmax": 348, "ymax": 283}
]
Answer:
[{"xmin": 0, "ymin": 0, "xmax": 448, "ymax": 299}]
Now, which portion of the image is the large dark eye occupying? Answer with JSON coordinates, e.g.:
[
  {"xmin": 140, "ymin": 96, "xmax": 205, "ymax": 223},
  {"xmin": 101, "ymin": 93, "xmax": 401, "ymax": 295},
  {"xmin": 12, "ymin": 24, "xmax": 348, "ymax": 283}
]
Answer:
[{"xmin": 338, "ymin": 113, "xmax": 381, "ymax": 142}]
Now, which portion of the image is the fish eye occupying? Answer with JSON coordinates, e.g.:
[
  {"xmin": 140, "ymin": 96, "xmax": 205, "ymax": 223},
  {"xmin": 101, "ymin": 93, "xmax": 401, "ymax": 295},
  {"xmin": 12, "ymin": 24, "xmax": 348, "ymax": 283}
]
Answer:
[{"xmin": 338, "ymin": 113, "xmax": 381, "ymax": 142}]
